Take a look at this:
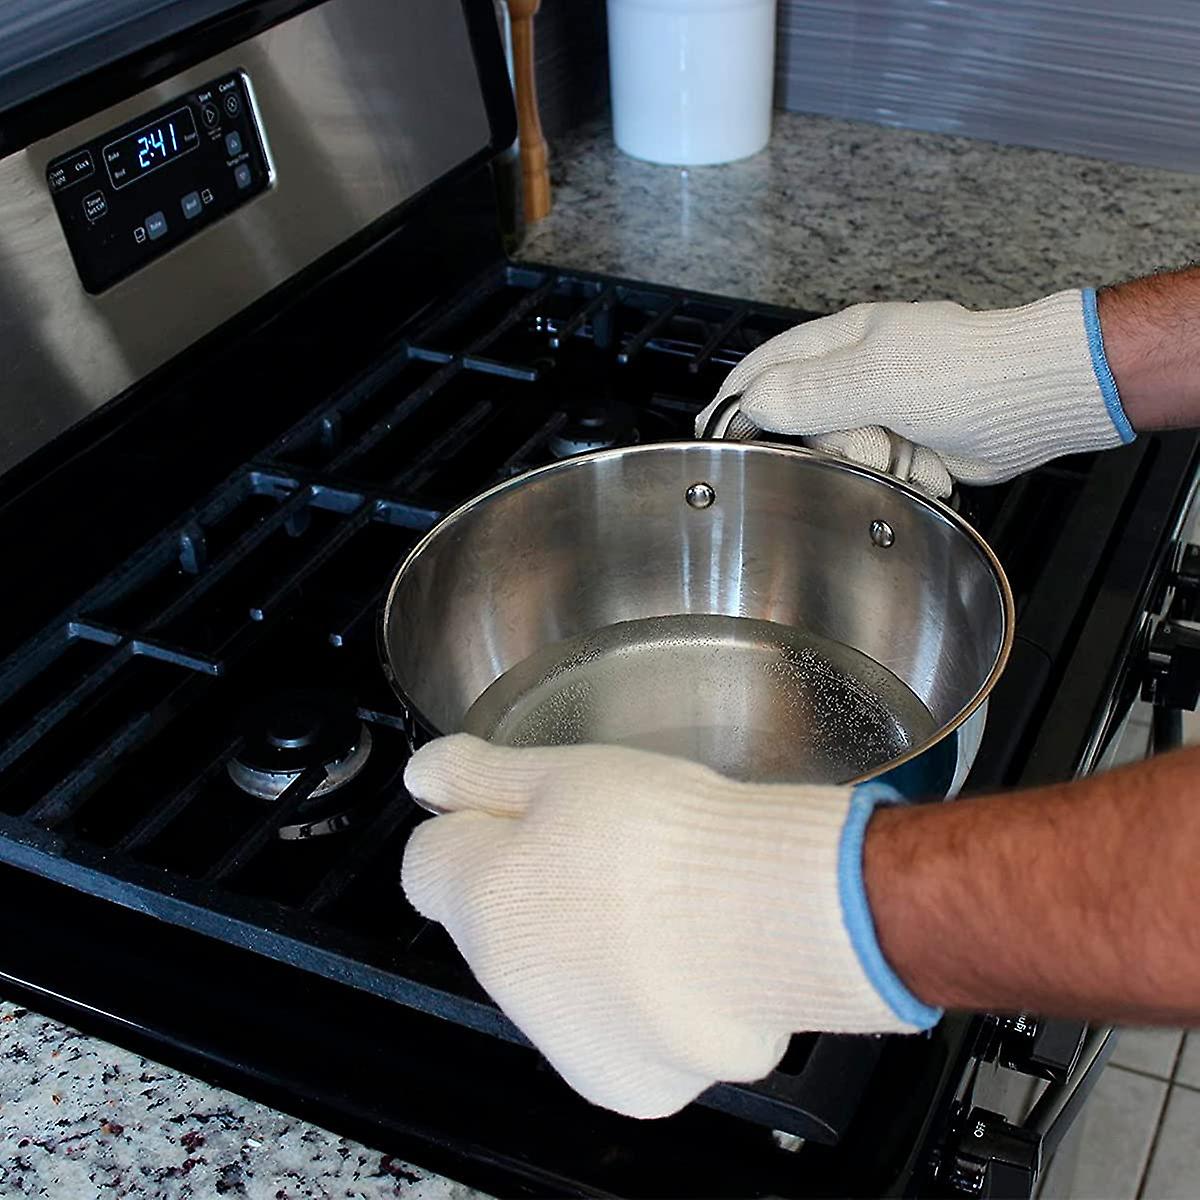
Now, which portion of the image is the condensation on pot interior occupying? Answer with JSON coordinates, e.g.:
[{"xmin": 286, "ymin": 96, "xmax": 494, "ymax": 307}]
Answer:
[{"xmin": 461, "ymin": 613, "xmax": 936, "ymax": 786}]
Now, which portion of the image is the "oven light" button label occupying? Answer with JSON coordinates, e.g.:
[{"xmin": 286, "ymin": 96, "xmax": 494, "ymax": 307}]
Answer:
[{"xmin": 48, "ymin": 150, "xmax": 96, "ymax": 193}]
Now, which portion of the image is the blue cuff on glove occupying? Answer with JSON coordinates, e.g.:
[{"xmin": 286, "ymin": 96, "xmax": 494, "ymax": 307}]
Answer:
[
  {"xmin": 839, "ymin": 782, "xmax": 943, "ymax": 1030},
  {"xmin": 1081, "ymin": 287, "xmax": 1136, "ymax": 444}
]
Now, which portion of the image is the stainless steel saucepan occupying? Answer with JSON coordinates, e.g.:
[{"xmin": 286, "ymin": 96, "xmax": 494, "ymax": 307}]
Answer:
[{"xmin": 380, "ymin": 441, "xmax": 1014, "ymax": 800}]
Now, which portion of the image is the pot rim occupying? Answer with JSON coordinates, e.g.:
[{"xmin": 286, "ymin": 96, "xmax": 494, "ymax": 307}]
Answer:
[{"xmin": 379, "ymin": 441, "xmax": 1016, "ymax": 789}]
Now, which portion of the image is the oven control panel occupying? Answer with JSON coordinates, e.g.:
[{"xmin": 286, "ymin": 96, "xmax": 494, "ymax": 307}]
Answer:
[{"xmin": 47, "ymin": 71, "xmax": 271, "ymax": 293}]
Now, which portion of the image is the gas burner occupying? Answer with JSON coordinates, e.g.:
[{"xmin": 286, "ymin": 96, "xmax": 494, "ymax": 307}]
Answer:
[
  {"xmin": 227, "ymin": 689, "xmax": 373, "ymax": 805},
  {"xmin": 548, "ymin": 401, "xmax": 640, "ymax": 458}
]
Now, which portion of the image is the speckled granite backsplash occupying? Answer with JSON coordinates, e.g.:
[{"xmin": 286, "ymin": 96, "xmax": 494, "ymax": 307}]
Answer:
[
  {"xmin": 7, "ymin": 107, "xmax": 1200, "ymax": 1200},
  {"xmin": 521, "ymin": 113, "xmax": 1200, "ymax": 314}
]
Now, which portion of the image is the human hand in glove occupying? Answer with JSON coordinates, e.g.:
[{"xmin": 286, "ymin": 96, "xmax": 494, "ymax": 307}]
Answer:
[
  {"xmin": 401, "ymin": 734, "xmax": 939, "ymax": 1119},
  {"xmin": 694, "ymin": 288, "xmax": 1136, "ymax": 498}
]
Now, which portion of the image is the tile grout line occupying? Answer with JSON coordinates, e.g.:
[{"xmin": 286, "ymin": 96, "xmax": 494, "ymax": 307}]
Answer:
[
  {"xmin": 1173, "ymin": 1077, "xmax": 1200, "ymax": 1094},
  {"xmin": 1132, "ymin": 1089, "xmax": 1173, "ymax": 1200},
  {"xmin": 1166, "ymin": 1031, "xmax": 1193, "ymax": 1086},
  {"xmin": 1133, "ymin": 1037, "xmax": 1188, "ymax": 1199},
  {"xmin": 1108, "ymin": 1061, "xmax": 1177, "ymax": 1085}
]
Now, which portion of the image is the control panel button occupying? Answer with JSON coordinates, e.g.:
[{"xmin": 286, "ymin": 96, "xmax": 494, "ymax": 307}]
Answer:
[
  {"xmin": 133, "ymin": 226, "xmax": 147, "ymax": 244},
  {"xmin": 233, "ymin": 162, "xmax": 253, "ymax": 190},
  {"xmin": 49, "ymin": 150, "xmax": 96, "ymax": 193},
  {"xmin": 201, "ymin": 188, "xmax": 214, "ymax": 205},
  {"xmin": 180, "ymin": 191, "xmax": 202, "ymax": 220},
  {"xmin": 145, "ymin": 211, "xmax": 168, "ymax": 240},
  {"xmin": 82, "ymin": 190, "xmax": 108, "ymax": 222},
  {"xmin": 201, "ymin": 103, "xmax": 220, "ymax": 129},
  {"xmin": 223, "ymin": 93, "xmax": 242, "ymax": 118},
  {"xmin": 225, "ymin": 131, "xmax": 243, "ymax": 157}
]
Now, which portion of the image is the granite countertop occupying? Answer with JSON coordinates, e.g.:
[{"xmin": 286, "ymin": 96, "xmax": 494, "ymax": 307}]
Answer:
[
  {"xmin": 6, "ymin": 110, "xmax": 1200, "ymax": 1199},
  {"xmin": 522, "ymin": 112, "xmax": 1200, "ymax": 313},
  {"xmin": 0, "ymin": 1001, "xmax": 482, "ymax": 1199}
]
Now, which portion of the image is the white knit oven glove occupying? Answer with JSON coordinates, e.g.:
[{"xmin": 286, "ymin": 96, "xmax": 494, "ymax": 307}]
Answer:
[
  {"xmin": 401, "ymin": 734, "xmax": 940, "ymax": 1120},
  {"xmin": 694, "ymin": 288, "xmax": 1135, "ymax": 498}
]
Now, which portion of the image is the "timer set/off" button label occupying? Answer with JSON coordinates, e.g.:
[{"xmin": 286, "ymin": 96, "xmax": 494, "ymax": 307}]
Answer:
[{"xmin": 82, "ymin": 190, "xmax": 108, "ymax": 221}]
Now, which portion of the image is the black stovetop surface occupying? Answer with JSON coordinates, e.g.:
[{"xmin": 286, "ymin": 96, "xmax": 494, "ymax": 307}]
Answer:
[
  {"xmin": 0, "ymin": 259, "xmax": 1081, "ymax": 970},
  {"xmin": 1, "ymin": 172, "xmax": 1197, "ymax": 1197}
]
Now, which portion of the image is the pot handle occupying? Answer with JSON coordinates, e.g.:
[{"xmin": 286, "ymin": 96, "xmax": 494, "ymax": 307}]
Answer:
[
  {"xmin": 698, "ymin": 392, "xmax": 960, "ymax": 508},
  {"xmin": 699, "ymin": 394, "xmax": 900, "ymax": 460},
  {"xmin": 695, "ymin": 393, "xmax": 761, "ymax": 442}
]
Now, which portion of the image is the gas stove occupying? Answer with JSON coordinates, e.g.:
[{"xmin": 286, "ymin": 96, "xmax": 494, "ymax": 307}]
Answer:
[{"xmin": 0, "ymin": 1, "xmax": 1198, "ymax": 1196}]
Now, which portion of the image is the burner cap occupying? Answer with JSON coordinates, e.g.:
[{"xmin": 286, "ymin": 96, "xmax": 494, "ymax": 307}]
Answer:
[
  {"xmin": 227, "ymin": 688, "xmax": 372, "ymax": 802},
  {"xmin": 548, "ymin": 401, "xmax": 638, "ymax": 459}
]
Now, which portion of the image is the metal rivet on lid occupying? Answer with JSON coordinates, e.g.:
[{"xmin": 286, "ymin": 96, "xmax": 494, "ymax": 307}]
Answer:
[
  {"xmin": 685, "ymin": 482, "xmax": 716, "ymax": 509},
  {"xmin": 870, "ymin": 519, "xmax": 895, "ymax": 548}
]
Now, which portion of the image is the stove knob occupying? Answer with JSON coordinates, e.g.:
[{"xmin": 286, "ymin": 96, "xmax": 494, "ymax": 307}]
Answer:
[
  {"xmin": 989, "ymin": 1013, "xmax": 1086, "ymax": 1083},
  {"xmin": 1143, "ymin": 617, "xmax": 1200, "ymax": 710},
  {"xmin": 942, "ymin": 1107, "xmax": 1041, "ymax": 1199}
]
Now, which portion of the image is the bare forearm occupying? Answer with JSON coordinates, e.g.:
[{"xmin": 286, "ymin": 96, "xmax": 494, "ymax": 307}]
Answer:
[
  {"xmin": 865, "ymin": 747, "xmax": 1200, "ymax": 1022},
  {"xmin": 1099, "ymin": 267, "xmax": 1200, "ymax": 431}
]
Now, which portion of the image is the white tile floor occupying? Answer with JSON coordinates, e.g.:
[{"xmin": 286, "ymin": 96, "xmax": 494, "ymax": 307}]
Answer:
[
  {"xmin": 1039, "ymin": 1031, "xmax": 1200, "ymax": 1199},
  {"xmin": 1173, "ymin": 1034, "xmax": 1200, "ymax": 1090},
  {"xmin": 1046, "ymin": 1062, "xmax": 1168, "ymax": 1199},
  {"xmin": 1140, "ymin": 1084, "xmax": 1200, "ymax": 1198},
  {"xmin": 1110, "ymin": 1029, "xmax": 1185, "ymax": 1079}
]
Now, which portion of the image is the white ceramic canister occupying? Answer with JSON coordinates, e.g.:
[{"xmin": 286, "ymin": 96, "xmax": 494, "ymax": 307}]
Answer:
[{"xmin": 608, "ymin": 0, "xmax": 777, "ymax": 166}]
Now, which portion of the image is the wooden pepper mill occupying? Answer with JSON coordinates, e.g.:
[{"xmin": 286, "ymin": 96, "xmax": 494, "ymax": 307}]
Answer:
[{"xmin": 505, "ymin": 0, "xmax": 552, "ymax": 221}]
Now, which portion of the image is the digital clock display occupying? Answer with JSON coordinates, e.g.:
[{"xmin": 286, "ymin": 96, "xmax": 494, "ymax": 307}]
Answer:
[{"xmin": 103, "ymin": 106, "xmax": 199, "ymax": 189}]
